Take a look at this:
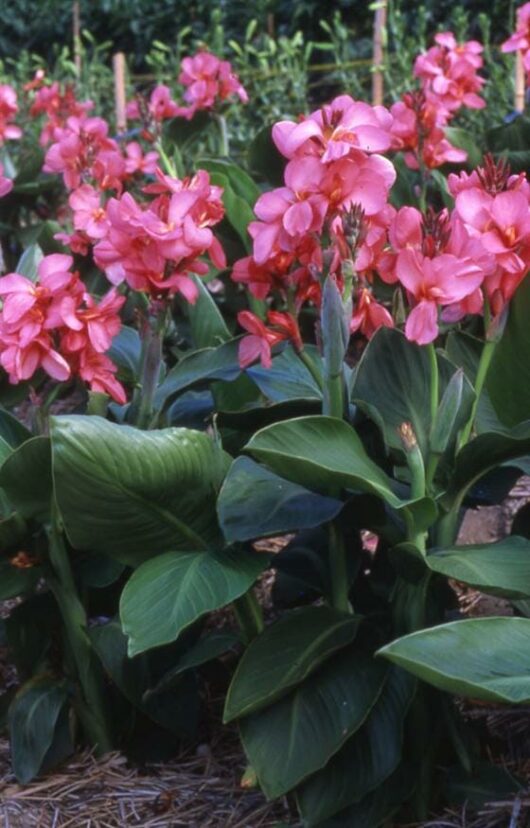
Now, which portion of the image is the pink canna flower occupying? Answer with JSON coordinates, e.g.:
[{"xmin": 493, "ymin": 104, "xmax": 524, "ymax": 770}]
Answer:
[
  {"xmin": 414, "ymin": 32, "xmax": 485, "ymax": 114},
  {"xmin": 390, "ymin": 91, "xmax": 467, "ymax": 170},
  {"xmin": 350, "ymin": 288, "xmax": 393, "ymax": 339},
  {"xmin": 0, "ymin": 84, "xmax": 22, "ymax": 144},
  {"xmin": 177, "ymin": 51, "xmax": 248, "ymax": 118},
  {"xmin": 30, "ymin": 82, "xmax": 93, "ymax": 145},
  {"xmin": 237, "ymin": 310, "xmax": 300, "ymax": 369},
  {"xmin": 69, "ymin": 185, "xmax": 109, "ymax": 239},
  {"xmin": 124, "ymin": 142, "xmax": 159, "ymax": 175},
  {"xmin": 74, "ymin": 346, "xmax": 127, "ymax": 404},
  {"xmin": 502, "ymin": 3, "xmax": 530, "ymax": 77},
  {"xmin": 273, "ymin": 95, "xmax": 393, "ymax": 161},
  {"xmin": 59, "ymin": 288, "xmax": 125, "ymax": 355}
]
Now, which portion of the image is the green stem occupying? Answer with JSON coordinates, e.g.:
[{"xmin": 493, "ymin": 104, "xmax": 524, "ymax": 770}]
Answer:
[
  {"xmin": 155, "ymin": 139, "xmax": 177, "ymax": 177},
  {"xmin": 459, "ymin": 334, "xmax": 496, "ymax": 448},
  {"xmin": 328, "ymin": 521, "xmax": 352, "ymax": 613},
  {"xmin": 216, "ymin": 113, "xmax": 229, "ymax": 156},
  {"xmin": 135, "ymin": 307, "xmax": 166, "ymax": 430},
  {"xmin": 47, "ymin": 511, "xmax": 112, "ymax": 753},
  {"xmin": 324, "ymin": 372, "xmax": 344, "ymax": 419},
  {"xmin": 296, "ymin": 346, "xmax": 324, "ymax": 391},
  {"xmin": 426, "ymin": 342, "xmax": 440, "ymax": 490},
  {"xmin": 233, "ymin": 589, "xmax": 264, "ymax": 645}
]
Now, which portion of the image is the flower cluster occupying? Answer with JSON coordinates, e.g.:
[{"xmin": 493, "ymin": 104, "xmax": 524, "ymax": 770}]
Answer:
[
  {"xmin": 93, "ymin": 169, "xmax": 226, "ymax": 300},
  {"xmin": 502, "ymin": 3, "xmax": 530, "ymax": 80},
  {"xmin": 390, "ymin": 32, "xmax": 485, "ymax": 170},
  {"xmin": 0, "ymin": 254, "xmax": 126, "ymax": 401},
  {"xmin": 232, "ymin": 94, "xmax": 398, "ymax": 362},
  {"xmin": 0, "ymin": 84, "xmax": 21, "ymax": 145},
  {"xmin": 30, "ymin": 81, "xmax": 94, "ymax": 146},
  {"xmin": 176, "ymin": 51, "xmax": 248, "ymax": 119}
]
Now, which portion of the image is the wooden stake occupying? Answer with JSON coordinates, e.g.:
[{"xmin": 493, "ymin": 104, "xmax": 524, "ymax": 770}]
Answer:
[
  {"xmin": 372, "ymin": 0, "xmax": 387, "ymax": 107},
  {"xmin": 73, "ymin": 1, "xmax": 81, "ymax": 77},
  {"xmin": 113, "ymin": 53, "xmax": 127, "ymax": 135},
  {"xmin": 515, "ymin": 50, "xmax": 526, "ymax": 113}
]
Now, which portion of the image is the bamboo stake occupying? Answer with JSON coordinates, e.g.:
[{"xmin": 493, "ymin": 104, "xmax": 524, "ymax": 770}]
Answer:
[
  {"xmin": 113, "ymin": 53, "xmax": 127, "ymax": 134},
  {"xmin": 372, "ymin": 0, "xmax": 387, "ymax": 106},
  {"xmin": 515, "ymin": 50, "xmax": 525, "ymax": 113},
  {"xmin": 73, "ymin": 1, "xmax": 81, "ymax": 77}
]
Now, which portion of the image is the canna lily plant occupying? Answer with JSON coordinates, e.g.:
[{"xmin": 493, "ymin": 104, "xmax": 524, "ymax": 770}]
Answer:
[{"xmin": 0, "ymin": 16, "xmax": 530, "ymax": 828}]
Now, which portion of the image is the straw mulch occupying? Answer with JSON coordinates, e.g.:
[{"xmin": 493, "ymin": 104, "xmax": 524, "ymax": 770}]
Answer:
[{"xmin": 0, "ymin": 732, "xmax": 296, "ymax": 828}]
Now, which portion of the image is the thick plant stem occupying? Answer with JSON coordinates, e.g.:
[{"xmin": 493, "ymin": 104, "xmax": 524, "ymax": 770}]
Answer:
[
  {"xmin": 47, "ymin": 512, "xmax": 112, "ymax": 753},
  {"xmin": 296, "ymin": 347, "xmax": 324, "ymax": 391},
  {"xmin": 216, "ymin": 113, "xmax": 229, "ymax": 156},
  {"xmin": 426, "ymin": 342, "xmax": 440, "ymax": 489},
  {"xmin": 459, "ymin": 338, "xmax": 496, "ymax": 448},
  {"xmin": 135, "ymin": 308, "xmax": 166, "ymax": 430},
  {"xmin": 399, "ymin": 423, "xmax": 427, "ymax": 552},
  {"xmin": 328, "ymin": 522, "xmax": 352, "ymax": 613},
  {"xmin": 233, "ymin": 589, "xmax": 264, "ymax": 645},
  {"xmin": 324, "ymin": 373, "xmax": 344, "ymax": 419}
]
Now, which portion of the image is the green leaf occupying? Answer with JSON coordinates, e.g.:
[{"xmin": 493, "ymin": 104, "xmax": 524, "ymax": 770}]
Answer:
[
  {"xmin": 487, "ymin": 276, "xmax": 530, "ymax": 427},
  {"xmin": 240, "ymin": 648, "xmax": 387, "ymax": 798},
  {"xmin": 245, "ymin": 415, "xmax": 428, "ymax": 515},
  {"xmin": 8, "ymin": 676, "xmax": 69, "ymax": 783},
  {"xmin": 51, "ymin": 416, "xmax": 230, "ymax": 565},
  {"xmin": 0, "ymin": 558, "xmax": 41, "ymax": 600},
  {"xmin": 426, "ymin": 536, "xmax": 530, "ymax": 598},
  {"xmin": 107, "ymin": 326, "xmax": 142, "ymax": 383},
  {"xmin": 296, "ymin": 667, "xmax": 415, "ymax": 825},
  {"xmin": 15, "ymin": 243, "xmax": 43, "ymax": 281},
  {"xmin": 120, "ymin": 547, "xmax": 268, "ymax": 656},
  {"xmin": 446, "ymin": 762, "xmax": 523, "ymax": 808},
  {"xmin": 90, "ymin": 620, "xmax": 199, "ymax": 737},
  {"xmin": 246, "ymin": 345, "xmax": 322, "ymax": 402},
  {"xmin": 186, "ymin": 274, "xmax": 230, "ymax": 349},
  {"xmin": 224, "ymin": 607, "xmax": 360, "ymax": 722},
  {"xmin": 316, "ymin": 763, "xmax": 415, "ymax": 828},
  {"xmin": 430, "ymin": 369, "xmax": 474, "ymax": 455},
  {"xmin": 0, "ymin": 437, "xmax": 52, "ymax": 521},
  {"xmin": 0, "ymin": 408, "xmax": 32, "ymax": 448},
  {"xmin": 145, "ymin": 631, "xmax": 241, "ymax": 697},
  {"xmin": 198, "ymin": 157, "xmax": 260, "ymax": 206},
  {"xmin": 209, "ymin": 170, "xmax": 254, "ymax": 250},
  {"xmin": 218, "ymin": 456, "xmax": 342, "ymax": 543},
  {"xmin": 446, "ymin": 423, "xmax": 530, "ymax": 507},
  {"xmin": 486, "ymin": 116, "xmax": 530, "ymax": 173},
  {"xmin": 378, "ymin": 617, "xmax": 530, "ymax": 703},
  {"xmin": 154, "ymin": 339, "xmax": 241, "ymax": 409},
  {"xmin": 352, "ymin": 327, "xmax": 464, "ymax": 456},
  {"xmin": 247, "ymin": 124, "xmax": 286, "ymax": 186}
]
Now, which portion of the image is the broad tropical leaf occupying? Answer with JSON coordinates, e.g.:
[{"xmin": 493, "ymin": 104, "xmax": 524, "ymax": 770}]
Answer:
[
  {"xmin": 224, "ymin": 606, "xmax": 360, "ymax": 722},
  {"xmin": 51, "ymin": 416, "xmax": 230, "ymax": 565},
  {"xmin": 240, "ymin": 648, "xmax": 387, "ymax": 798},
  {"xmin": 378, "ymin": 617, "xmax": 530, "ymax": 703},
  {"xmin": 120, "ymin": 547, "xmax": 268, "ymax": 656}
]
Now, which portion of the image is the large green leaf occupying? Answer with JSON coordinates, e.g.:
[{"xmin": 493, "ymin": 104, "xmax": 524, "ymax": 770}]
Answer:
[
  {"xmin": 154, "ymin": 339, "xmax": 241, "ymax": 409},
  {"xmin": 296, "ymin": 667, "xmax": 415, "ymax": 825},
  {"xmin": 198, "ymin": 157, "xmax": 260, "ymax": 206},
  {"xmin": 352, "ymin": 327, "xmax": 470, "ymax": 456},
  {"xmin": 8, "ymin": 676, "xmax": 69, "ymax": 783},
  {"xmin": 0, "ymin": 407, "xmax": 32, "ymax": 448},
  {"xmin": 247, "ymin": 124, "xmax": 286, "ymax": 186},
  {"xmin": 0, "ymin": 436, "xmax": 52, "ymax": 521},
  {"xmin": 107, "ymin": 326, "xmax": 142, "ymax": 383},
  {"xmin": 145, "ymin": 631, "xmax": 241, "ymax": 697},
  {"xmin": 224, "ymin": 607, "xmax": 360, "ymax": 722},
  {"xmin": 186, "ymin": 274, "xmax": 231, "ymax": 349},
  {"xmin": 120, "ymin": 547, "xmax": 268, "ymax": 656},
  {"xmin": 51, "ymin": 416, "xmax": 230, "ymax": 565},
  {"xmin": 246, "ymin": 345, "xmax": 322, "ymax": 402},
  {"xmin": 487, "ymin": 276, "xmax": 530, "ymax": 427},
  {"xmin": 444, "ymin": 126, "xmax": 482, "ymax": 167},
  {"xmin": 245, "ymin": 416, "xmax": 434, "ymax": 523},
  {"xmin": 90, "ymin": 620, "xmax": 199, "ymax": 737},
  {"xmin": 240, "ymin": 649, "xmax": 387, "ymax": 798},
  {"xmin": 217, "ymin": 456, "xmax": 342, "ymax": 543},
  {"xmin": 426, "ymin": 536, "xmax": 530, "ymax": 598},
  {"xmin": 378, "ymin": 617, "xmax": 530, "ymax": 703},
  {"xmin": 208, "ymin": 170, "xmax": 254, "ymax": 250},
  {"xmin": 0, "ymin": 558, "xmax": 41, "ymax": 600},
  {"xmin": 445, "ymin": 423, "xmax": 530, "ymax": 507},
  {"xmin": 15, "ymin": 243, "xmax": 43, "ymax": 282},
  {"xmin": 317, "ymin": 763, "xmax": 415, "ymax": 828}
]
